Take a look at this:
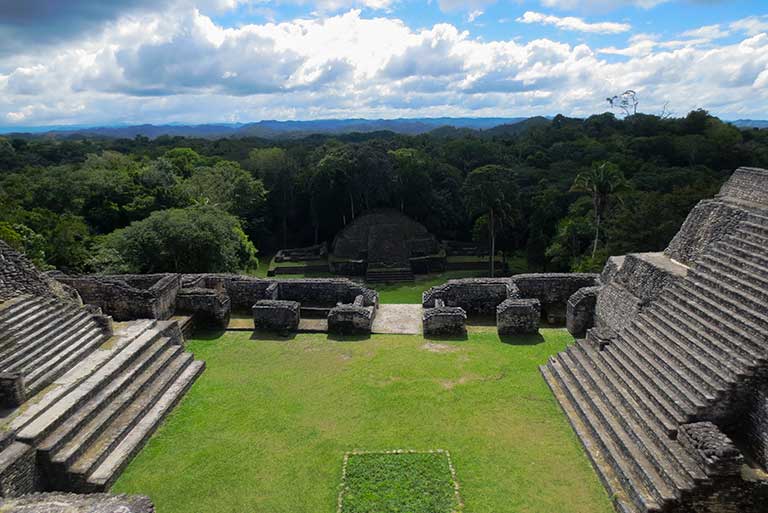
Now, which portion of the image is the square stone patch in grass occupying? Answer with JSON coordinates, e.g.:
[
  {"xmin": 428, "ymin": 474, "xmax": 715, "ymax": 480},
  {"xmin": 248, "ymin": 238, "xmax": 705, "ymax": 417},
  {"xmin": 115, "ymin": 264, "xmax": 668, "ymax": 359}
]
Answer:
[{"xmin": 337, "ymin": 450, "xmax": 463, "ymax": 513}]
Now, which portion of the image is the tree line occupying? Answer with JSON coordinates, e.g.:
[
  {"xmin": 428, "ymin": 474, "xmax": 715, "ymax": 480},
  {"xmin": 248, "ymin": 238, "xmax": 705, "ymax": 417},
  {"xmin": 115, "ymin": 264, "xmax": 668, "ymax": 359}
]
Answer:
[{"xmin": 1, "ymin": 109, "xmax": 766, "ymax": 274}]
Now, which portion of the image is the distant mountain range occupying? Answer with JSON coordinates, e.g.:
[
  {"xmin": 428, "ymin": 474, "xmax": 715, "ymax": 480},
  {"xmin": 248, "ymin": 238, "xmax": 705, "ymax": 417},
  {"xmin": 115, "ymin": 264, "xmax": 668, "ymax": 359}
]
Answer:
[{"xmin": 0, "ymin": 116, "xmax": 765, "ymax": 140}]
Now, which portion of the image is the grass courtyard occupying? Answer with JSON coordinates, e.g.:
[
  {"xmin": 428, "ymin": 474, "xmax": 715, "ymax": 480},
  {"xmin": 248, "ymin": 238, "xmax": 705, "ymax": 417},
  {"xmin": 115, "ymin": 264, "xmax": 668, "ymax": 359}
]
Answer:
[{"xmin": 112, "ymin": 327, "xmax": 612, "ymax": 513}]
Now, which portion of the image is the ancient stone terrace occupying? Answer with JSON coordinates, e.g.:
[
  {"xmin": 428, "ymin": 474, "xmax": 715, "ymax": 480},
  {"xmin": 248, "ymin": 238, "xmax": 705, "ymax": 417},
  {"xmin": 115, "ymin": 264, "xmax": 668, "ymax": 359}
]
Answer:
[{"xmin": 542, "ymin": 167, "xmax": 768, "ymax": 513}]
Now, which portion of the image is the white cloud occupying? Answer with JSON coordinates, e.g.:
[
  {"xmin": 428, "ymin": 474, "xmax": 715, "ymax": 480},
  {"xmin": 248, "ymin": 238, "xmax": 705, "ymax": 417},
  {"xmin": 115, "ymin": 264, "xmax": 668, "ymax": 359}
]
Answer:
[
  {"xmin": 540, "ymin": 0, "xmax": 669, "ymax": 10},
  {"xmin": 681, "ymin": 24, "xmax": 729, "ymax": 40},
  {"xmin": 730, "ymin": 15, "xmax": 768, "ymax": 36},
  {"xmin": 517, "ymin": 11, "xmax": 631, "ymax": 34},
  {"xmin": 467, "ymin": 9, "xmax": 483, "ymax": 22},
  {"xmin": 1, "ymin": 7, "xmax": 768, "ymax": 126}
]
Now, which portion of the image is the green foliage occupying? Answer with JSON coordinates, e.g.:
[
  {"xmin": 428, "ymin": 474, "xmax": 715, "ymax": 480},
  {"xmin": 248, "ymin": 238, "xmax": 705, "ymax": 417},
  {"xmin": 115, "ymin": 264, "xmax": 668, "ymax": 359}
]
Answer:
[
  {"xmin": 95, "ymin": 206, "xmax": 257, "ymax": 273},
  {"xmin": 340, "ymin": 452, "xmax": 459, "ymax": 513}
]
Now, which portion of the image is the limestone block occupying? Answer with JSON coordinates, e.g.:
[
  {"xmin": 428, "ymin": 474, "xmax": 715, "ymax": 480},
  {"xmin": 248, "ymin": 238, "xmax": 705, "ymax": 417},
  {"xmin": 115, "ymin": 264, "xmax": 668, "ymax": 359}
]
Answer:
[
  {"xmin": 678, "ymin": 422, "xmax": 744, "ymax": 477},
  {"xmin": 496, "ymin": 298, "xmax": 540, "ymax": 335},
  {"xmin": 252, "ymin": 300, "xmax": 300, "ymax": 332},
  {"xmin": 423, "ymin": 301, "xmax": 467, "ymax": 337}
]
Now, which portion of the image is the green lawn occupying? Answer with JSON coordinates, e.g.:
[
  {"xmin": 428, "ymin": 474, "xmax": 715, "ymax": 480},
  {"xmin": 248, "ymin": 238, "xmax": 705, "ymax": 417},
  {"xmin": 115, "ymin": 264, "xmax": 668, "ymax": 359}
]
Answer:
[
  {"xmin": 372, "ymin": 271, "xmax": 487, "ymax": 304},
  {"xmin": 112, "ymin": 328, "xmax": 612, "ymax": 513}
]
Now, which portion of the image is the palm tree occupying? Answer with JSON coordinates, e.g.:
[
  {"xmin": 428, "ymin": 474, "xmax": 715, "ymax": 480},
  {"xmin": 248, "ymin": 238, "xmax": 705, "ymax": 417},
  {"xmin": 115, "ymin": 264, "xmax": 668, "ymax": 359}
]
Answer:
[{"xmin": 571, "ymin": 161, "xmax": 628, "ymax": 258}]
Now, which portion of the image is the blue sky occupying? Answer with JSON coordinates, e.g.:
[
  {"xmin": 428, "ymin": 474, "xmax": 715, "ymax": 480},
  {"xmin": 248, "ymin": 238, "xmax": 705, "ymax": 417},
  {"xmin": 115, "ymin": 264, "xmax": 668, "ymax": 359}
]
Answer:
[{"xmin": 0, "ymin": 0, "xmax": 766, "ymax": 127}]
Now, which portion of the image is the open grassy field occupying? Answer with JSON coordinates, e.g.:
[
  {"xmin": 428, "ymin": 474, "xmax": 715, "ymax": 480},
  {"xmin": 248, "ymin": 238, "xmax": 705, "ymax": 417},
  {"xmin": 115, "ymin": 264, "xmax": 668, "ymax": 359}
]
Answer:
[{"xmin": 112, "ymin": 328, "xmax": 612, "ymax": 513}]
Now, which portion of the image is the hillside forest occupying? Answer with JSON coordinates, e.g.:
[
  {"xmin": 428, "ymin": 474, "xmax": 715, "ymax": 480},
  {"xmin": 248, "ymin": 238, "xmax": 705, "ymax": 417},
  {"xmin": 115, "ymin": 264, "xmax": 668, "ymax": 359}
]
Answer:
[{"xmin": 1, "ymin": 110, "xmax": 767, "ymax": 275}]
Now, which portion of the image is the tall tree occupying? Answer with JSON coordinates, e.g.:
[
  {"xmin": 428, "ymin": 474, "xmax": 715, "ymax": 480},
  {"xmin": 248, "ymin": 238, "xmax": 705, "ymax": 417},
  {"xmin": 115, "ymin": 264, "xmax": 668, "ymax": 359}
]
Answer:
[
  {"xmin": 570, "ymin": 161, "xmax": 628, "ymax": 258},
  {"xmin": 462, "ymin": 165, "xmax": 520, "ymax": 277},
  {"xmin": 249, "ymin": 148, "xmax": 298, "ymax": 248}
]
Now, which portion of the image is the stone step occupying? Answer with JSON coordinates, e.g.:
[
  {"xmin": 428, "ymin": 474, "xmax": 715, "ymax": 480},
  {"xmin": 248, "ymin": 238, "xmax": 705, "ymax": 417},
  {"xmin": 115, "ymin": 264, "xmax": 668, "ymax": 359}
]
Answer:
[
  {"xmin": 600, "ymin": 346, "xmax": 685, "ymax": 434},
  {"xmin": 0, "ymin": 313, "xmax": 95, "ymax": 372},
  {"xmin": 644, "ymin": 305, "xmax": 747, "ymax": 381},
  {"xmin": 0, "ymin": 300, "xmax": 79, "ymax": 339},
  {"xmin": 691, "ymin": 266, "xmax": 768, "ymax": 314},
  {"xmin": 718, "ymin": 240, "xmax": 768, "ymax": 270},
  {"xmin": 734, "ymin": 222, "xmax": 768, "ymax": 243},
  {"xmin": 678, "ymin": 279, "xmax": 768, "ymax": 340},
  {"xmin": 36, "ymin": 338, "xmax": 173, "ymax": 463},
  {"xmin": 658, "ymin": 293, "xmax": 761, "ymax": 368},
  {"xmin": 546, "ymin": 358, "xmax": 663, "ymax": 512},
  {"xmin": 607, "ymin": 338, "xmax": 697, "ymax": 418},
  {"xmin": 15, "ymin": 326, "xmax": 167, "ymax": 444},
  {"xmin": 620, "ymin": 330, "xmax": 713, "ymax": 406},
  {"xmin": 694, "ymin": 258, "xmax": 768, "ymax": 305},
  {"xmin": 561, "ymin": 349, "xmax": 697, "ymax": 497},
  {"xmin": 0, "ymin": 297, "xmax": 57, "ymax": 327},
  {"xmin": 48, "ymin": 345, "xmax": 183, "ymax": 475},
  {"xmin": 705, "ymin": 248, "xmax": 768, "ymax": 285},
  {"xmin": 633, "ymin": 316, "xmax": 730, "ymax": 393},
  {"xmin": 67, "ymin": 352, "xmax": 194, "ymax": 481},
  {"xmin": 540, "ymin": 365, "xmax": 644, "ymax": 513},
  {"xmin": 0, "ymin": 295, "xmax": 36, "ymax": 323},
  {"xmin": 84, "ymin": 360, "xmax": 205, "ymax": 492},
  {"xmin": 24, "ymin": 328, "xmax": 111, "ymax": 398},
  {"xmin": 12, "ymin": 321, "xmax": 101, "ymax": 376},
  {"xmin": 569, "ymin": 343, "xmax": 707, "ymax": 486}
]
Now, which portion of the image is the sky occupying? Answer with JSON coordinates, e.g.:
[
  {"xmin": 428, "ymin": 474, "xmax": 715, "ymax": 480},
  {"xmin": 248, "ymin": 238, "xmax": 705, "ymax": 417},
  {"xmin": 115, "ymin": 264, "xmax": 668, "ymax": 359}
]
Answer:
[{"xmin": 0, "ymin": 0, "xmax": 767, "ymax": 127}]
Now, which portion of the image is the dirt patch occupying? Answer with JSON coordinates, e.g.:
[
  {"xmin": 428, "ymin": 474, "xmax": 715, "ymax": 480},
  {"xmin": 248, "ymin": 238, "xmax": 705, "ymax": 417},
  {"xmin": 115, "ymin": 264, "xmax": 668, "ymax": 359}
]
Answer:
[
  {"xmin": 440, "ymin": 376, "xmax": 471, "ymax": 389},
  {"xmin": 421, "ymin": 342, "xmax": 460, "ymax": 353}
]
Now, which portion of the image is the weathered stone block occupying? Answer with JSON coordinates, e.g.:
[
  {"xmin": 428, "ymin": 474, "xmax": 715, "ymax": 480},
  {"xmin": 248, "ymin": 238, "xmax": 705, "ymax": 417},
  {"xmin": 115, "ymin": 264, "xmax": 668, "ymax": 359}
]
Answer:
[
  {"xmin": 327, "ymin": 296, "xmax": 374, "ymax": 335},
  {"xmin": 0, "ymin": 441, "xmax": 37, "ymax": 497},
  {"xmin": 496, "ymin": 298, "xmax": 540, "ymax": 335},
  {"xmin": 0, "ymin": 492, "xmax": 155, "ymax": 512},
  {"xmin": 0, "ymin": 372, "xmax": 25, "ymax": 408},
  {"xmin": 566, "ymin": 286, "xmax": 601, "ymax": 338},
  {"xmin": 252, "ymin": 300, "xmax": 300, "ymax": 333},
  {"xmin": 679, "ymin": 422, "xmax": 744, "ymax": 477},
  {"xmin": 175, "ymin": 287, "xmax": 231, "ymax": 329},
  {"xmin": 423, "ymin": 300, "xmax": 467, "ymax": 337}
]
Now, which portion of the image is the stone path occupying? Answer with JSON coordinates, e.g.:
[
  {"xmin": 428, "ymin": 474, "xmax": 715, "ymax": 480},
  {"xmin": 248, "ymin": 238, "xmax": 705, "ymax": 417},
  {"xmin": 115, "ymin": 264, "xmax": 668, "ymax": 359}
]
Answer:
[{"xmin": 371, "ymin": 304, "xmax": 423, "ymax": 335}]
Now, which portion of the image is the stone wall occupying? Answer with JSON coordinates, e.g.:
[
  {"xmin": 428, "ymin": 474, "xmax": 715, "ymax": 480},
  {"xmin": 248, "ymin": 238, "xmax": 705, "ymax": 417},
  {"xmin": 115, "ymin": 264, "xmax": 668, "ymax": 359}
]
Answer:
[
  {"xmin": 422, "ymin": 278, "xmax": 517, "ymax": 315},
  {"xmin": 511, "ymin": 273, "xmax": 598, "ymax": 324},
  {"xmin": 277, "ymin": 279, "xmax": 378, "ymax": 309},
  {"xmin": 0, "ymin": 240, "xmax": 73, "ymax": 303},
  {"xmin": 327, "ymin": 295, "xmax": 375, "ymax": 335},
  {"xmin": 566, "ymin": 286, "xmax": 601, "ymax": 338},
  {"xmin": 740, "ymin": 387, "xmax": 768, "ymax": 469},
  {"xmin": 594, "ymin": 253, "xmax": 686, "ymax": 334},
  {"xmin": 0, "ymin": 493, "xmax": 155, "ymax": 512},
  {"xmin": 0, "ymin": 441, "xmax": 38, "ymax": 497},
  {"xmin": 422, "ymin": 300, "xmax": 466, "ymax": 337},
  {"xmin": 56, "ymin": 274, "xmax": 180, "ymax": 321},
  {"xmin": 497, "ymin": 298, "xmax": 541, "ymax": 335},
  {"xmin": 182, "ymin": 274, "xmax": 277, "ymax": 312},
  {"xmin": 175, "ymin": 287, "xmax": 231, "ymax": 329},
  {"xmin": 252, "ymin": 300, "xmax": 300, "ymax": 333}
]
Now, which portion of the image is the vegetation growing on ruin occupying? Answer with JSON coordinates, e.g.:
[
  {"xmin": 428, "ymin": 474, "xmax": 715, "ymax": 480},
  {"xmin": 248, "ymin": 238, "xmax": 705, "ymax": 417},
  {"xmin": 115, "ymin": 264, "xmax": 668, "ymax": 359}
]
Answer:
[
  {"xmin": 2, "ymin": 110, "xmax": 766, "ymax": 274},
  {"xmin": 112, "ymin": 328, "xmax": 613, "ymax": 513}
]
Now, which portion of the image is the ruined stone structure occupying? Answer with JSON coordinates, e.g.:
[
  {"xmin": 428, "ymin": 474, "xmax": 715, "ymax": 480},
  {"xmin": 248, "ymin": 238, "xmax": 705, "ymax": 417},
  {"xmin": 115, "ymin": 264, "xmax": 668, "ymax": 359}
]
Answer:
[
  {"xmin": 422, "ymin": 300, "xmax": 467, "ymax": 337},
  {"xmin": 330, "ymin": 209, "xmax": 444, "ymax": 282},
  {"xmin": 542, "ymin": 167, "xmax": 768, "ymax": 513},
  {"xmin": 253, "ymin": 300, "xmax": 300, "ymax": 333},
  {"xmin": 496, "ymin": 298, "xmax": 541, "ymax": 336},
  {"xmin": 0, "ymin": 243, "xmax": 203, "ymax": 509},
  {"xmin": 327, "ymin": 295, "xmax": 376, "ymax": 335},
  {"xmin": 422, "ymin": 273, "xmax": 599, "ymax": 320}
]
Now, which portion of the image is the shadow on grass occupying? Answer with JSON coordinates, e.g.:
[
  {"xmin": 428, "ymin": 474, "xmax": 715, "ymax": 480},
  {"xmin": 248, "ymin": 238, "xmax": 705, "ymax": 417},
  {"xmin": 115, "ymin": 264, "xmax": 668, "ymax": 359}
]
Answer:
[
  {"xmin": 326, "ymin": 333, "xmax": 371, "ymax": 342},
  {"xmin": 424, "ymin": 333, "xmax": 469, "ymax": 342},
  {"xmin": 251, "ymin": 329, "xmax": 297, "ymax": 341},
  {"xmin": 190, "ymin": 329, "xmax": 226, "ymax": 341},
  {"xmin": 499, "ymin": 332, "xmax": 545, "ymax": 346}
]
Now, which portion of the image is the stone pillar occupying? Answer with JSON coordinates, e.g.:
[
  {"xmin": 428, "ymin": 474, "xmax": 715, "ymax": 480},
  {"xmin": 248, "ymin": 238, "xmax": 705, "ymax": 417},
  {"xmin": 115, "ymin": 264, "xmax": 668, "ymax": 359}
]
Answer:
[
  {"xmin": 0, "ymin": 373, "xmax": 25, "ymax": 409},
  {"xmin": 566, "ymin": 286, "xmax": 601, "ymax": 338},
  {"xmin": 496, "ymin": 298, "xmax": 540, "ymax": 336}
]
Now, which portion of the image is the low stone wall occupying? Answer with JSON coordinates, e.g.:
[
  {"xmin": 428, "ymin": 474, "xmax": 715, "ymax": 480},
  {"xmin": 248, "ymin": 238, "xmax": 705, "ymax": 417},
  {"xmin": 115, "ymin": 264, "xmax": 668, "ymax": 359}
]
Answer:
[
  {"xmin": 182, "ymin": 274, "xmax": 277, "ymax": 312},
  {"xmin": 327, "ymin": 296, "xmax": 375, "ymax": 335},
  {"xmin": 497, "ymin": 298, "xmax": 541, "ymax": 335},
  {"xmin": 277, "ymin": 279, "xmax": 378, "ymax": 309},
  {"xmin": 252, "ymin": 300, "xmax": 300, "ymax": 333},
  {"xmin": 56, "ymin": 274, "xmax": 180, "ymax": 321},
  {"xmin": 422, "ymin": 278, "xmax": 516, "ymax": 315},
  {"xmin": 422, "ymin": 300, "xmax": 467, "ymax": 337},
  {"xmin": 175, "ymin": 287, "xmax": 231, "ymax": 329},
  {"xmin": 0, "ymin": 441, "xmax": 38, "ymax": 497},
  {"xmin": 511, "ymin": 273, "xmax": 598, "ymax": 324},
  {"xmin": 566, "ymin": 286, "xmax": 602, "ymax": 338},
  {"xmin": 0, "ymin": 493, "xmax": 155, "ymax": 512}
]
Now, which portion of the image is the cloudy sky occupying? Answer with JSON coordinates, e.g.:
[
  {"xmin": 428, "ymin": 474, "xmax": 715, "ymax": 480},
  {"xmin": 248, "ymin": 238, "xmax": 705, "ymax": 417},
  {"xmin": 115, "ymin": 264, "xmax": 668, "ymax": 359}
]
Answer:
[{"xmin": 0, "ymin": 0, "xmax": 766, "ymax": 127}]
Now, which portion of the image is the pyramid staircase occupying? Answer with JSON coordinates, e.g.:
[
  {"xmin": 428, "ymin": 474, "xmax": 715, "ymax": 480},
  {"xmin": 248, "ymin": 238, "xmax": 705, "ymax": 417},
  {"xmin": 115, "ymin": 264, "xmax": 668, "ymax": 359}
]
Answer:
[
  {"xmin": 541, "ymin": 210, "xmax": 768, "ymax": 513},
  {"xmin": 0, "ymin": 295, "xmax": 111, "ymax": 399},
  {"xmin": 365, "ymin": 267, "xmax": 414, "ymax": 283},
  {"xmin": 3, "ymin": 319, "xmax": 204, "ymax": 492}
]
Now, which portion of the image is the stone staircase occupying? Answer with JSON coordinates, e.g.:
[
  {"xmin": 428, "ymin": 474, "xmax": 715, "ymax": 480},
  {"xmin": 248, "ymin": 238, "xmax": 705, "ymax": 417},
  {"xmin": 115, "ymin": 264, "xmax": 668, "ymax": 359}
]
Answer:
[
  {"xmin": 365, "ymin": 267, "xmax": 414, "ymax": 283},
  {"xmin": 4, "ymin": 319, "xmax": 204, "ymax": 492},
  {"xmin": 541, "ymin": 211, "xmax": 768, "ymax": 513},
  {"xmin": 0, "ymin": 295, "xmax": 111, "ymax": 398}
]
